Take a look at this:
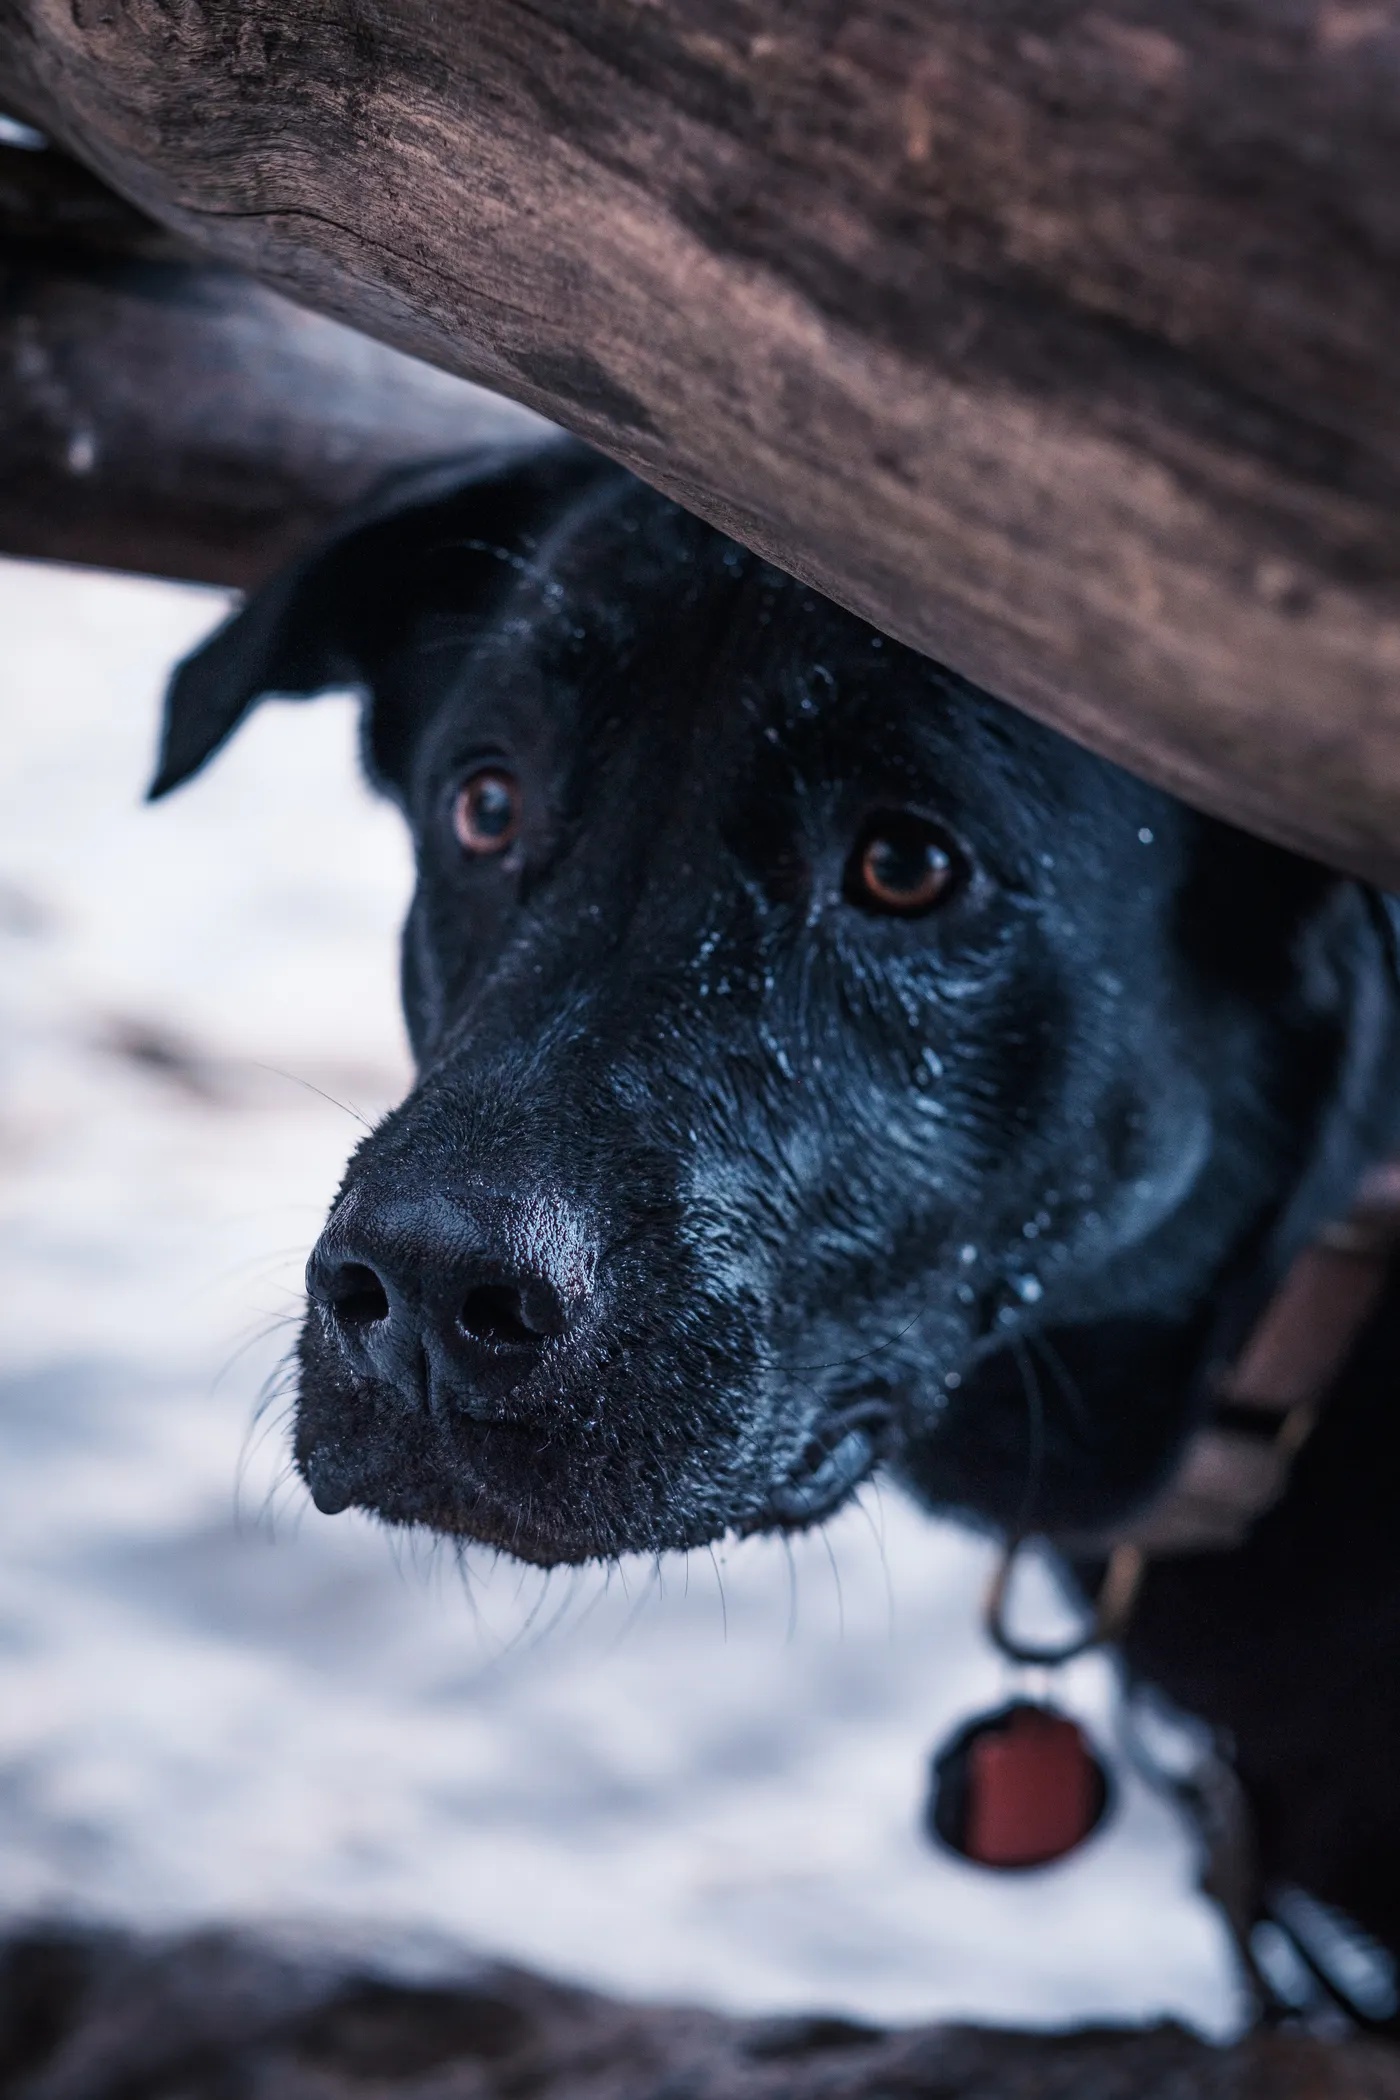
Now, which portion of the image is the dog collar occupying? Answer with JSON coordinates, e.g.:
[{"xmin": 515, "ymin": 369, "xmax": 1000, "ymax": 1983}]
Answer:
[
  {"xmin": 1115, "ymin": 1155, "xmax": 1400, "ymax": 1561},
  {"xmin": 948, "ymin": 1157, "xmax": 1400, "ymax": 1886},
  {"xmin": 985, "ymin": 1155, "xmax": 1400, "ymax": 1667}
]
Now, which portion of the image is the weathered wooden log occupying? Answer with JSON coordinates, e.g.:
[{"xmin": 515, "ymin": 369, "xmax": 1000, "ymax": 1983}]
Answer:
[
  {"xmin": 5, "ymin": 1924, "xmax": 1400, "ymax": 2100},
  {"xmin": 1, "ymin": 4, "xmax": 1398, "ymax": 885},
  {"xmin": 0, "ymin": 143, "xmax": 548, "ymax": 587}
]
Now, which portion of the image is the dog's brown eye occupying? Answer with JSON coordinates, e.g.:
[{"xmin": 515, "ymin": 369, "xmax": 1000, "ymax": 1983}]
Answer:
[
  {"xmin": 453, "ymin": 768, "xmax": 522, "ymax": 856},
  {"xmin": 847, "ymin": 813, "xmax": 956, "ymax": 915}
]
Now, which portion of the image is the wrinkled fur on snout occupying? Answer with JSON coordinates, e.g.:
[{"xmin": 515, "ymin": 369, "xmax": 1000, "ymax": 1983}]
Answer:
[{"xmin": 153, "ymin": 440, "xmax": 1400, "ymax": 1569}]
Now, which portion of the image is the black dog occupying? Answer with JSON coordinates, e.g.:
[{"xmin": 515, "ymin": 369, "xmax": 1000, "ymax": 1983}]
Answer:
[{"xmin": 154, "ymin": 441, "xmax": 1400, "ymax": 1975}]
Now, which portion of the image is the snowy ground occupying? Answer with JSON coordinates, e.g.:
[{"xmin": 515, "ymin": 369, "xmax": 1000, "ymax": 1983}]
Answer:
[{"xmin": 0, "ymin": 555, "xmax": 1240, "ymax": 2033}]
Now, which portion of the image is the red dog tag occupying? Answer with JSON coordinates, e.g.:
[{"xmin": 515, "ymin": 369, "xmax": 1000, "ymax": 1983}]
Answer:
[{"xmin": 926, "ymin": 1702, "xmax": 1110, "ymax": 1869}]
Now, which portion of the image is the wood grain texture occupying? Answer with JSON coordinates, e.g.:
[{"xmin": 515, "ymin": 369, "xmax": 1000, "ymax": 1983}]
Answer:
[
  {"xmin": 6, "ymin": 1924, "xmax": 1400, "ymax": 2099},
  {"xmin": 1, "ymin": 2, "xmax": 1398, "ymax": 882},
  {"xmin": 0, "ymin": 146, "xmax": 549, "ymax": 587}
]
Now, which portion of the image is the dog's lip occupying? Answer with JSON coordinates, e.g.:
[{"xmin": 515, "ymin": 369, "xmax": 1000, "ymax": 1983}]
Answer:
[
  {"xmin": 298, "ymin": 1426, "xmax": 734, "ymax": 1565},
  {"xmin": 761, "ymin": 1400, "xmax": 891, "ymax": 1527},
  {"xmin": 302, "ymin": 1441, "xmax": 361, "ymax": 1517}
]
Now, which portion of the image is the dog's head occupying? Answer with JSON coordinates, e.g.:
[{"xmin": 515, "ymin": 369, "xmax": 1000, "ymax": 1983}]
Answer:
[{"xmin": 155, "ymin": 442, "xmax": 1398, "ymax": 1564}]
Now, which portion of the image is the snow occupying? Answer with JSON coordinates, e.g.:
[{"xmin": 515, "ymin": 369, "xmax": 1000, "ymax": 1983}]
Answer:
[{"xmin": 0, "ymin": 554, "xmax": 1239, "ymax": 2032}]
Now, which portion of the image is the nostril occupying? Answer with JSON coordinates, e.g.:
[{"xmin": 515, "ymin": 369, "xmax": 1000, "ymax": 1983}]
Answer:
[
  {"xmin": 324, "ymin": 1261, "xmax": 391, "ymax": 1329},
  {"xmin": 458, "ymin": 1282, "xmax": 545, "ymax": 1349}
]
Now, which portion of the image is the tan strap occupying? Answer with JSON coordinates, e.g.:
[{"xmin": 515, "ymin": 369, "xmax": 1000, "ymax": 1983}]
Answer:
[{"xmin": 1115, "ymin": 1159, "xmax": 1400, "ymax": 1558}]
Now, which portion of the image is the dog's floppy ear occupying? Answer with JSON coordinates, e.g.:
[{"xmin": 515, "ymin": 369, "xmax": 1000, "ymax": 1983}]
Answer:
[{"xmin": 148, "ymin": 438, "xmax": 609, "ymax": 801}]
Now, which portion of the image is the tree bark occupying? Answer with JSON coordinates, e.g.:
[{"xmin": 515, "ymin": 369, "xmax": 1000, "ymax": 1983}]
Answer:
[
  {"xmin": 6, "ymin": 1924, "xmax": 1400, "ymax": 2100},
  {"xmin": 0, "ymin": 144, "xmax": 549, "ymax": 587},
  {"xmin": 0, "ymin": 2, "xmax": 1398, "ymax": 884}
]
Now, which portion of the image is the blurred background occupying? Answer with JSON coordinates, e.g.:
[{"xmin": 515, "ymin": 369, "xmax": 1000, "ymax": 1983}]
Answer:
[{"xmin": 0, "ymin": 552, "xmax": 1239, "ymax": 2035}]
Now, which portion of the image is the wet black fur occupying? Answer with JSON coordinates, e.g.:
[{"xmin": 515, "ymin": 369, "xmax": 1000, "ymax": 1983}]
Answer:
[{"xmin": 156, "ymin": 441, "xmax": 1400, "ymax": 1967}]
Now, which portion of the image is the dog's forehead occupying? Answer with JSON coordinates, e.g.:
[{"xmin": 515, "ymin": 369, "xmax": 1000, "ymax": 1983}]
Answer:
[
  {"xmin": 400, "ymin": 484, "xmax": 1168, "ymax": 893},
  {"xmin": 416, "ymin": 530, "xmax": 995, "ymax": 775}
]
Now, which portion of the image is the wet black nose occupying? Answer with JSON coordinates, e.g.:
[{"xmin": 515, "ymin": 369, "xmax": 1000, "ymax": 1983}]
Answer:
[{"xmin": 305, "ymin": 1189, "xmax": 590, "ymax": 1417}]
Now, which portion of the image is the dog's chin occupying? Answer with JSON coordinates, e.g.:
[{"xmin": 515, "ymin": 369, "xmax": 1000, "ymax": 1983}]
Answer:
[
  {"xmin": 295, "ymin": 1425, "xmax": 748, "ymax": 1567},
  {"xmin": 293, "ymin": 1365, "xmax": 896, "ymax": 1566},
  {"xmin": 291, "ymin": 1373, "xmax": 768, "ymax": 1566},
  {"xmin": 303, "ymin": 1462, "xmax": 677, "ymax": 1567}
]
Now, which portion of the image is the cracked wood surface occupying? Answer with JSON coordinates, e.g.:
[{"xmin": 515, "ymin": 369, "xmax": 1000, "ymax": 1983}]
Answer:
[
  {"xmin": 0, "ymin": 1, "xmax": 1398, "ymax": 883},
  {"xmin": 5, "ymin": 1926, "xmax": 1400, "ymax": 2100},
  {"xmin": 0, "ymin": 146, "xmax": 549, "ymax": 588}
]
